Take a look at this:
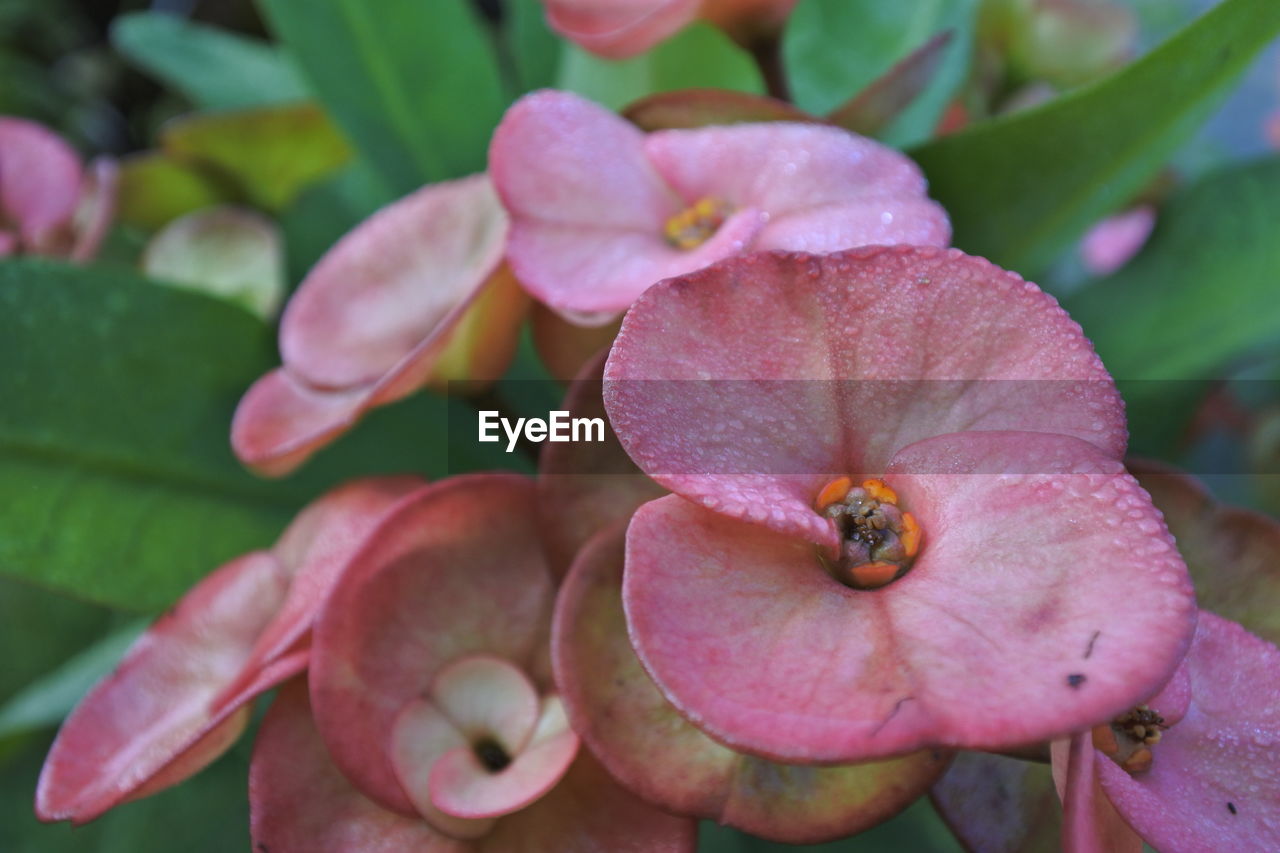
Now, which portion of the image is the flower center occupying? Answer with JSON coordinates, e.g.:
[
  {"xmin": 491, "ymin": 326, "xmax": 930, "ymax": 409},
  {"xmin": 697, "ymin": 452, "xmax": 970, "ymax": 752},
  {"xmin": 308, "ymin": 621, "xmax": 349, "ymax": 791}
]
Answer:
[
  {"xmin": 472, "ymin": 736, "xmax": 513, "ymax": 773},
  {"xmin": 663, "ymin": 197, "xmax": 732, "ymax": 250},
  {"xmin": 1093, "ymin": 703, "xmax": 1169, "ymax": 774},
  {"xmin": 815, "ymin": 477, "xmax": 922, "ymax": 590}
]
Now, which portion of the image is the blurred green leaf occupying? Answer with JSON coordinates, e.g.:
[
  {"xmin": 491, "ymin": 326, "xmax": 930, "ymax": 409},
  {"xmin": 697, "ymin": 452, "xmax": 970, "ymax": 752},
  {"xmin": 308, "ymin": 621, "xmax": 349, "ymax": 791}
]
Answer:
[
  {"xmin": 507, "ymin": 0, "xmax": 561, "ymax": 92},
  {"xmin": 160, "ymin": 103, "xmax": 352, "ymax": 212},
  {"xmin": 0, "ymin": 580, "xmax": 113, "ymax": 703},
  {"xmin": 557, "ymin": 22, "xmax": 763, "ymax": 111},
  {"xmin": 111, "ymin": 12, "xmax": 307, "ymax": 110},
  {"xmin": 0, "ymin": 259, "xmax": 517, "ymax": 610},
  {"xmin": 911, "ymin": 0, "xmax": 1280, "ymax": 276},
  {"xmin": 278, "ymin": 159, "xmax": 394, "ymax": 284},
  {"xmin": 1066, "ymin": 158, "xmax": 1280, "ymax": 380},
  {"xmin": 0, "ymin": 621, "xmax": 143, "ymax": 742},
  {"xmin": 0, "ymin": 734, "xmax": 251, "ymax": 852},
  {"xmin": 783, "ymin": 0, "xmax": 975, "ymax": 147},
  {"xmin": 115, "ymin": 152, "xmax": 236, "ymax": 232},
  {"xmin": 257, "ymin": 0, "xmax": 507, "ymax": 193}
]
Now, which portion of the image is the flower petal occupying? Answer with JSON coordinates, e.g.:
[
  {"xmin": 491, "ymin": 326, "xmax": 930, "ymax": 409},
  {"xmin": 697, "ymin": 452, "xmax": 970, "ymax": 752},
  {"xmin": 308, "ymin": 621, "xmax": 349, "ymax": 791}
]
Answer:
[
  {"xmin": 279, "ymin": 173, "xmax": 507, "ymax": 390},
  {"xmin": 543, "ymin": 0, "xmax": 701, "ymax": 59},
  {"xmin": 644, "ymin": 122, "xmax": 950, "ymax": 247},
  {"xmin": 36, "ymin": 551, "xmax": 292, "ymax": 823},
  {"xmin": 310, "ymin": 475, "xmax": 555, "ymax": 815},
  {"xmin": 428, "ymin": 729, "xmax": 579, "ymax": 820},
  {"xmin": 0, "ymin": 117, "xmax": 83, "ymax": 251},
  {"xmin": 1061, "ymin": 733, "xmax": 1143, "ymax": 853},
  {"xmin": 931, "ymin": 752, "xmax": 1066, "ymax": 853},
  {"xmin": 1096, "ymin": 611, "xmax": 1280, "ymax": 852},
  {"xmin": 623, "ymin": 432, "xmax": 1194, "ymax": 763},
  {"xmin": 537, "ymin": 351, "xmax": 666, "ymax": 578},
  {"xmin": 430, "ymin": 655, "xmax": 541, "ymax": 752},
  {"xmin": 554, "ymin": 523, "xmax": 949, "ymax": 843},
  {"xmin": 605, "ymin": 247, "xmax": 1127, "ymax": 543},
  {"xmin": 389, "ymin": 698, "xmax": 494, "ymax": 839},
  {"xmin": 250, "ymin": 680, "xmax": 459, "ymax": 852}
]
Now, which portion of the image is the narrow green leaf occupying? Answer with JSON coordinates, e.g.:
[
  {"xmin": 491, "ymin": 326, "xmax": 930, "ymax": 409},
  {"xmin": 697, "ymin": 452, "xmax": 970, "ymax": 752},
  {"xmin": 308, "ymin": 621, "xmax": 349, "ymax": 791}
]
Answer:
[
  {"xmin": 783, "ymin": 0, "xmax": 975, "ymax": 146},
  {"xmin": 507, "ymin": 0, "xmax": 561, "ymax": 92},
  {"xmin": 557, "ymin": 22, "xmax": 763, "ymax": 111},
  {"xmin": 0, "ymin": 621, "xmax": 144, "ymax": 740},
  {"xmin": 911, "ymin": 0, "xmax": 1280, "ymax": 275},
  {"xmin": 111, "ymin": 12, "xmax": 307, "ymax": 110},
  {"xmin": 256, "ymin": 0, "xmax": 507, "ymax": 192},
  {"xmin": 1066, "ymin": 158, "xmax": 1280, "ymax": 380}
]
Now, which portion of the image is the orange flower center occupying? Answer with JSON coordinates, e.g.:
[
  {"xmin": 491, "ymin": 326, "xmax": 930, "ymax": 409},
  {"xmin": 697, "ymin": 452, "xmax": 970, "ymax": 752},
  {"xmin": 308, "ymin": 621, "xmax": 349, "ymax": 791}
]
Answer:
[
  {"xmin": 663, "ymin": 197, "xmax": 732, "ymax": 250},
  {"xmin": 815, "ymin": 477, "xmax": 922, "ymax": 590},
  {"xmin": 1093, "ymin": 703, "xmax": 1169, "ymax": 774}
]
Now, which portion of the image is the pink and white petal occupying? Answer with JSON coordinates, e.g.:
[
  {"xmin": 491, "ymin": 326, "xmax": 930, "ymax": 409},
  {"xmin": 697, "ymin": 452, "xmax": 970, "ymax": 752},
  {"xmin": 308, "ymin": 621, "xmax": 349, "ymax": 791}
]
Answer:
[
  {"xmin": 429, "ymin": 730, "xmax": 579, "ymax": 820},
  {"xmin": 430, "ymin": 656, "xmax": 541, "ymax": 752},
  {"xmin": 1060, "ymin": 734, "xmax": 1143, "ymax": 853},
  {"xmin": 645, "ymin": 122, "xmax": 948, "ymax": 230},
  {"xmin": 280, "ymin": 173, "xmax": 507, "ymax": 389},
  {"xmin": 390, "ymin": 698, "xmax": 495, "ymax": 839},
  {"xmin": 233, "ymin": 476, "xmax": 423, "ymax": 676},
  {"xmin": 310, "ymin": 475, "xmax": 555, "ymax": 815},
  {"xmin": 931, "ymin": 751, "xmax": 1065, "ymax": 853},
  {"xmin": 68, "ymin": 156, "xmax": 118, "ymax": 262},
  {"xmin": 0, "ymin": 117, "xmax": 83, "ymax": 249},
  {"xmin": 36, "ymin": 551, "xmax": 291, "ymax": 823},
  {"xmin": 0, "ymin": 230, "xmax": 16, "ymax": 256},
  {"xmin": 1096, "ymin": 611, "xmax": 1280, "ymax": 852},
  {"xmin": 624, "ymin": 433, "xmax": 1194, "ymax": 764},
  {"xmin": 478, "ymin": 751, "xmax": 696, "ymax": 853},
  {"xmin": 490, "ymin": 90, "xmax": 677, "ymax": 231},
  {"xmin": 1131, "ymin": 459, "xmax": 1280, "ymax": 646},
  {"xmin": 543, "ymin": 0, "xmax": 701, "ymax": 59},
  {"xmin": 251, "ymin": 680, "xmax": 466, "ymax": 853},
  {"xmin": 753, "ymin": 197, "xmax": 952, "ymax": 253},
  {"xmin": 230, "ymin": 368, "xmax": 371, "ymax": 477},
  {"xmin": 537, "ymin": 351, "xmax": 666, "ymax": 578},
  {"xmin": 504, "ymin": 205, "xmax": 762, "ymax": 317},
  {"xmin": 605, "ymin": 247, "xmax": 1125, "ymax": 543},
  {"xmin": 1079, "ymin": 206, "xmax": 1156, "ymax": 277},
  {"xmin": 554, "ymin": 523, "xmax": 949, "ymax": 844}
]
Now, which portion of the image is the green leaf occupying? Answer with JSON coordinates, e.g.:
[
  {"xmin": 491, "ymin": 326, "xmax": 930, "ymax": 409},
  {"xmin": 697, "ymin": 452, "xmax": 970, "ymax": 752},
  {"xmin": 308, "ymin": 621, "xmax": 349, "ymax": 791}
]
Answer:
[
  {"xmin": 0, "ymin": 580, "xmax": 113, "ymax": 704},
  {"xmin": 256, "ymin": 0, "xmax": 507, "ymax": 193},
  {"xmin": 507, "ymin": 0, "xmax": 561, "ymax": 93},
  {"xmin": 111, "ymin": 12, "xmax": 308, "ymax": 110},
  {"xmin": 783, "ymin": 0, "xmax": 975, "ymax": 146},
  {"xmin": 0, "ymin": 621, "xmax": 144, "ymax": 741},
  {"xmin": 1065, "ymin": 158, "xmax": 1280, "ymax": 380},
  {"xmin": 557, "ymin": 22, "xmax": 763, "ymax": 111},
  {"xmin": 115, "ymin": 153, "xmax": 235, "ymax": 233},
  {"xmin": 160, "ymin": 103, "xmax": 353, "ymax": 212},
  {"xmin": 911, "ymin": 0, "xmax": 1280, "ymax": 276},
  {"xmin": 0, "ymin": 259, "xmax": 516, "ymax": 611}
]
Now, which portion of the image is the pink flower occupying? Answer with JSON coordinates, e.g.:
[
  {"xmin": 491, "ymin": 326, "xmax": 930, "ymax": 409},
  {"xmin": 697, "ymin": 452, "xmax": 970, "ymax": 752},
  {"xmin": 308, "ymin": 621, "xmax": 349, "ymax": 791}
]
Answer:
[
  {"xmin": 231, "ymin": 174, "xmax": 527, "ymax": 477},
  {"xmin": 1059, "ymin": 610, "xmax": 1280, "ymax": 852},
  {"xmin": 251, "ymin": 474, "xmax": 694, "ymax": 850},
  {"xmin": 542, "ymin": 0, "xmax": 798, "ymax": 60},
  {"xmin": 0, "ymin": 116, "xmax": 115, "ymax": 262},
  {"xmin": 36, "ymin": 477, "xmax": 421, "ymax": 824},
  {"xmin": 489, "ymin": 90, "xmax": 950, "ymax": 320},
  {"xmin": 1079, "ymin": 205, "xmax": 1157, "ymax": 276},
  {"xmin": 603, "ymin": 245, "xmax": 1196, "ymax": 764}
]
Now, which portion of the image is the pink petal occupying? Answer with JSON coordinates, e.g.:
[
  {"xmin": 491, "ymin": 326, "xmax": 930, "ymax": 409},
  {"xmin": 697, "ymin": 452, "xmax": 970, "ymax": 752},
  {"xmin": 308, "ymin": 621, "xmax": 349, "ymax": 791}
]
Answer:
[
  {"xmin": 931, "ymin": 751, "xmax": 1065, "ymax": 853},
  {"xmin": 604, "ymin": 247, "xmax": 1127, "ymax": 544},
  {"xmin": 644, "ymin": 122, "xmax": 950, "ymax": 248},
  {"xmin": 250, "ymin": 680, "xmax": 460, "ymax": 852},
  {"xmin": 36, "ymin": 551, "xmax": 293, "ymax": 823},
  {"xmin": 431, "ymin": 655, "xmax": 542, "ymax": 751},
  {"xmin": 623, "ymin": 431, "xmax": 1194, "ymax": 763},
  {"xmin": 1079, "ymin": 206, "xmax": 1156, "ymax": 277},
  {"xmin": 1131, "ymin": 459, "xmax": 1280, "ymax": 646},
  {"xmin": 429, "ymin": 728, "xmax": 579, "ymax": 820},
  {"xmin": 537, "ymin": 351, "xmax": 666, "ymax": 578},
  {"xmin": 68, "ymin": 156, "xmax": 118, "ymax": 263},
  {"xmin": 477, "ymin": 751, "xmax": 697, "ymax": 852},
  {"xmin": 0, "ymin": 117, "xmax": 83, "ymax": 251},
  {"xmin": 543, "ymin": 0, "xmax": 701, "ymax": 59},
  {"xmin": 309, "ymin": 475, "xmax": 555, "ymax": 815},
  {"xmin": 554, "ymin": 522, "xmax": 949, "ymax": 843},
  {"xmin": 280, "ymin": 173, "xmax": 507, "ymax": 390},
  {"xmin": 1061, "ymin": 733, "xmax": 1143, "ymax": 853},
  {"xmin": 389, "ymin": 698, "xmax": 495, "ymax": 839},
  {"xmin": 1096, "ymin": 611, "xmax": 1280, "ymax": 851}
]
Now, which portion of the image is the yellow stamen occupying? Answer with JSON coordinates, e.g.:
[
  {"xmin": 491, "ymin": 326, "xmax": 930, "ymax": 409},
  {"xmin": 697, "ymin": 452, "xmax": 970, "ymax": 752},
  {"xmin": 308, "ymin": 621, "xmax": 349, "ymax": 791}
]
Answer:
[
  {"xmin": 900, "ymin": 512, "xmax": 922, "ymax": 558},
  {"xmin": 815, "ymin": 476, "xmax": 854, "ymax": 511},
  {"xmin": 664, "ymin": 198, "xmax": 731, "ymax": 250},
  {"xmin": 861, "ymin": 479, "xmax": 898, "ymax": 504}
]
